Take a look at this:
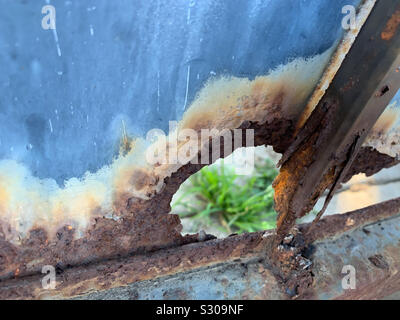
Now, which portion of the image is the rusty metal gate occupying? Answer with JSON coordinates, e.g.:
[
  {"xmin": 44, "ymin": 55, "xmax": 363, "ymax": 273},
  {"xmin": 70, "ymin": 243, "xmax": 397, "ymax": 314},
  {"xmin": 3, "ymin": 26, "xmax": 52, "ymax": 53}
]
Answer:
[{"xmin": 0, "ymin": 0, "xmax": 400, "ymax": 300}]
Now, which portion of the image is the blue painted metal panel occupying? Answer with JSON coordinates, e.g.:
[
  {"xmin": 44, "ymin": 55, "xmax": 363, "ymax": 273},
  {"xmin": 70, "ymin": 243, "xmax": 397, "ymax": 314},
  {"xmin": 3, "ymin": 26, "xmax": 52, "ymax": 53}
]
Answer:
[{"xmin": 0, "ymin": 0, "xmax": 360, "ymax": 184}]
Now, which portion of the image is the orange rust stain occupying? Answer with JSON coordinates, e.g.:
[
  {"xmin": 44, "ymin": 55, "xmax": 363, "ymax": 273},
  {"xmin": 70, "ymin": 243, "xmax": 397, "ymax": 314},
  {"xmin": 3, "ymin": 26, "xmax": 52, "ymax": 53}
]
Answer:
[
  {"xmin": 381, "ymin": 9, "xmax": 400, "ymax": 41},
  {"xmin": 273, "ymin": 129, "xmax": 338, "ymax": 236},
  {"xmin": 273, "ymin": 142, "xmax": 315, "ymax": 231},
  {"xmin": 0, "ymin": 49, "xmax": 331, "ymax": 244}
]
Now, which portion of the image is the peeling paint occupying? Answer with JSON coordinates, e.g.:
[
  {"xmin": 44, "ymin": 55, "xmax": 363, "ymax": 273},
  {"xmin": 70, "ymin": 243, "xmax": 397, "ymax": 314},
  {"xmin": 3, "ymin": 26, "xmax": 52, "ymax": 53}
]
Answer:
[
  {"xmin": 0, "ymin": 49, "xmax": 332, "ymax": 245},
  {"xmin": 1, "ymin": 0, "xmax": 399, "ymax": 293}
]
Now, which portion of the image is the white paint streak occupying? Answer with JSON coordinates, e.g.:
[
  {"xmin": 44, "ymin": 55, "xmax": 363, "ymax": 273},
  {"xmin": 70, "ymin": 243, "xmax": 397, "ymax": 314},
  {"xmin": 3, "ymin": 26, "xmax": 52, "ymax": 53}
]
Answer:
[
  {"xmin": 183, "ymin": 64, "xmax": 191, "ymax": 111},
  {"xmin": 48, "ymin": 119, "xmax": 53, "ymax": 133}
]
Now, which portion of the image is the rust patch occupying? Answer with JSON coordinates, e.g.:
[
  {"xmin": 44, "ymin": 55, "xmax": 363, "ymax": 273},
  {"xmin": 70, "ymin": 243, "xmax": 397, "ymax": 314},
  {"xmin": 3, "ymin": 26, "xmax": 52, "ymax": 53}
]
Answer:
[
  {"xmin": 1, "ymin": 198, "xmax": 399, "ymax": 300},
  {"xmin": 267, "ymin": 227, "xmax": 314, "ymax": 299},
  {"xmin": 0, "ymin": 230, "xmax": 273, "ymax": 300},
  {"xmin": 302, "ymin": 197, "xmax": 400, "ymax": 243},
  {"xmin": 0, "ymin": 116, "xmax": 295, "ymax": 280},
  {"xmin": 273, "ymin": 98, "xmax": 341, "ymax": 238},
  {"xmin": 381, "ymin": 8, "xmax": 400, "ymax": 41},
  {"xmin": 0, "ymin": 102, "xmax": 397, "ymax": 285}
]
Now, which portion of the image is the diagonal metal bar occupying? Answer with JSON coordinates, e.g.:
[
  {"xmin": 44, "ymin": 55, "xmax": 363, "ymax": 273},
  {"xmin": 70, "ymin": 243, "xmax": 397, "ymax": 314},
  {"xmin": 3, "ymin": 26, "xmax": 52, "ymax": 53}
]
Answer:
[{"xmin": 276, "ymin": 0, "xmax": 400, "ymax": 238}]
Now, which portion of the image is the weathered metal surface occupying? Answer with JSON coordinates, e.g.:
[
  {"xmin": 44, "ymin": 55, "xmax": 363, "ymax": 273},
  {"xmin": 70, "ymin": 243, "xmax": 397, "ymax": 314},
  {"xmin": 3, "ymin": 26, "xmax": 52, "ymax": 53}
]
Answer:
[
  {"xmin": 74, "ymin": 260, "xmax": 286, "ymax": 300},
  {"xmin": 299, "ymin": 0, "xmax": 376, "ymax": 128},
  {"xmin": 311, "ymin": 213, "xmax": 400, "ymax": 300},
  {"xmin": 302, "ymin": 197, "xmax": 400, "ymax": 242},
  {"xmin": 1, "ymin": 0, "xmax": 394, "ymax": 281},
  {"xmin": 0, "ymin": 197, "xmax": 399, "ymax": 300},
  {"xmin": 1, "ymin": 0, "xmax": 400, "ymax": 300},
  {"xmin": 0, "ymin": 228, "xmax": 276, "ymax": 299},
  {"xmin": 1, "ymin": 121, "xmax": 397, "ymax": 282},
  {"xmin": 274, "ymin": 0, "xmax": 400, "ymax": 238},
  {"xmin": 0, "ymin": 0, "xmax": 356, "ymax": 246},
  {"xmin": 0, "ymin": 118, "xmax": 295, "ymax": 280}
]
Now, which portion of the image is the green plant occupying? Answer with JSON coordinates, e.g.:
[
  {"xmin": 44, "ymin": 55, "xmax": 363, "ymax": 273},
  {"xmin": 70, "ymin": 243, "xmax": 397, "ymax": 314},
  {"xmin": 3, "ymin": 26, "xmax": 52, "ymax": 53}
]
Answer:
[{"xmin": 172, "ymin": 159, "xmax": 278, "ymax": 234}]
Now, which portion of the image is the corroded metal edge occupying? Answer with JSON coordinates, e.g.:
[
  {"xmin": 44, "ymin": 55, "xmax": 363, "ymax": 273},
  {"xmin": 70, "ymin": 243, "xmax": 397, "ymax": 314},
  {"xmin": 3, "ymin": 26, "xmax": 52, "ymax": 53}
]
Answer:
[
  {"xmin": 1, "ymin": 197, "xmax": 399, "ymax": 300},
  {"xmin": 0, "ymin": 229, "xmax": 274, "ymax": 300},
  {"xmin": 274, "ymin": 0, "xmax": 400, "ymax": 238},
  {"xmin": 2, "ymin": 0, "xmax": 399, "ymax": 283},
  {"xmin": 302, "ymin": 197, "xmax": 400, "ymax": 243}
]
